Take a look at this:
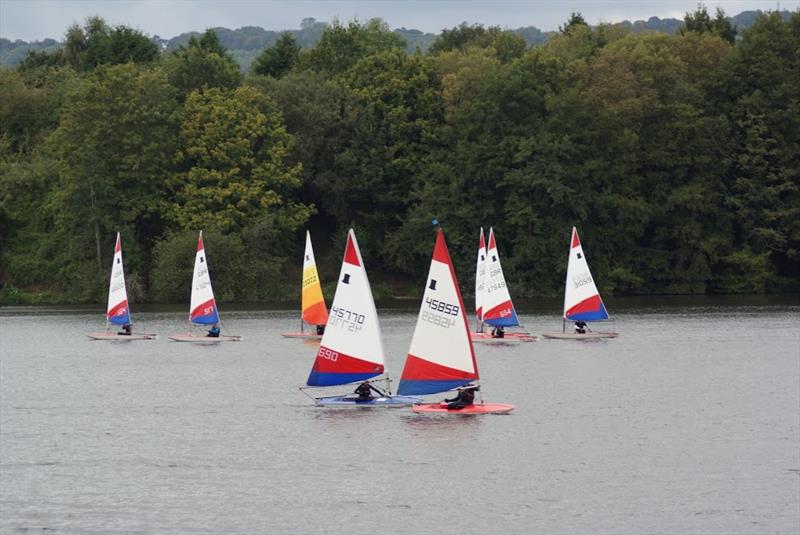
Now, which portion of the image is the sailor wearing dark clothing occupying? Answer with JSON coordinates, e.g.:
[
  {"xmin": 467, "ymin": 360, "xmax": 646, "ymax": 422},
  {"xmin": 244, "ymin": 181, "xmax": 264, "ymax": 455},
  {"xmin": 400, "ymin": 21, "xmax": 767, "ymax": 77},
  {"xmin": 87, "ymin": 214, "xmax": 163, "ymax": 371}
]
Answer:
[
  {"xmin": 444, "ymin": 386, "xmax": 478, "ymax": 410},
  {"xmin": 354, "ymin": 381, "xmax": 376, "ymax": 401},
  {"xmin": 574, "ymin": 321, "xmax": 587, "ymax": 334},
  {"xmin": 491, "ymin": 326, "xmax": 505, "ymax": 338},
  {"xmin": 207, "ymin": 324, "xmax": 221, "ymax": 338},
  {"xmin": 118, "ymin": 323, "xmax": 132, "ymax": 336},
  {"xmin": 316, "ymin": 324, "xmax": 325, "ymax": 336}
]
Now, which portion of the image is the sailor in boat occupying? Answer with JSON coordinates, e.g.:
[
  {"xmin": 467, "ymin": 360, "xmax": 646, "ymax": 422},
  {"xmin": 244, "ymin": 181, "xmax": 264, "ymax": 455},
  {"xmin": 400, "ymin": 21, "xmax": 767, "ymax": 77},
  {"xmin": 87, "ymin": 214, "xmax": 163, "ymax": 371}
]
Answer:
[
  {"xmin": 491, "ymin": 326, "xmax": 505, "ymax": 338},
  {"xmin": 353, "ymin": 381, "xmax": 384, "ymax": 402},
  {"xmin": 444, "ymin": 386, "xmax": 478, "ymax": 410},
  {"xmin": 316, "ymin": 324, "xmax": 325, "ymax": 336},
  {"xmin": 574, "ymin": 321, "xmax": 590, "ymax": 334},
  {"xmin": 118, "ymin": 323, "xmax": 132, "ymax": 336},
  {"xmin": 207, "ymin": 323, "xmax": 221, "ymax": 338}
]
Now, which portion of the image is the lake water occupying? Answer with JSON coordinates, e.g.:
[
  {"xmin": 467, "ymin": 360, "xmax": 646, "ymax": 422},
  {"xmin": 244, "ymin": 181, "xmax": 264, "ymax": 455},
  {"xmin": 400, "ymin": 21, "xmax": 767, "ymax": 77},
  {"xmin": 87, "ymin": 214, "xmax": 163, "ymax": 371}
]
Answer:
[{"xmin": 1, "ymin": 297, "xmax": 798, "ymax": 534}]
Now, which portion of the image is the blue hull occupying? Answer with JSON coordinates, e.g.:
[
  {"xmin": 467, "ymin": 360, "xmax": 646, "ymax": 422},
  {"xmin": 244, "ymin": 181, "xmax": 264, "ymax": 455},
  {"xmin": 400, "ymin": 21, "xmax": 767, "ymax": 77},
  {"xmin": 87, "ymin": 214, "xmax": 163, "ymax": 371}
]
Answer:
[{"xmin": 315, "ymin": 395, "xmax": 422, "ymax": 406}]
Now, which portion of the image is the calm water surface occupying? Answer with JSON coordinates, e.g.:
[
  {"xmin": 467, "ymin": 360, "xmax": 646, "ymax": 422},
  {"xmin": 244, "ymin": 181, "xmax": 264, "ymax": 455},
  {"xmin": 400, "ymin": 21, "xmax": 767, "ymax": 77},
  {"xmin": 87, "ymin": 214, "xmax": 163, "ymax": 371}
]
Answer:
[{"xmin": 1, "ymin": 297, "xmax": 798, "ymax": 534}]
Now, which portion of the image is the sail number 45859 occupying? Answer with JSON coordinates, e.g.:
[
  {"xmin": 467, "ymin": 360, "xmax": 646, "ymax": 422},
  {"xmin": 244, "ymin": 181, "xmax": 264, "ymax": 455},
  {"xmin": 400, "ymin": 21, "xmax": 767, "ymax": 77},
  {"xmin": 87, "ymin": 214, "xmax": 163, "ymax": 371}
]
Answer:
[{"xmin": 425, "ymin": 297, "xmax": 459, "ymax": 316}]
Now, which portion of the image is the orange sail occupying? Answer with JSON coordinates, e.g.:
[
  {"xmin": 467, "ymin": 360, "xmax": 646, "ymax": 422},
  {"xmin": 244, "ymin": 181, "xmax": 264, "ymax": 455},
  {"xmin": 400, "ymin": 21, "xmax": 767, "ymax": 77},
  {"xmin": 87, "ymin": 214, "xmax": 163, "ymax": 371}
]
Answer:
[{"xmin": 301, "ymin": 231, "xmax": 328, "ymax": 326}]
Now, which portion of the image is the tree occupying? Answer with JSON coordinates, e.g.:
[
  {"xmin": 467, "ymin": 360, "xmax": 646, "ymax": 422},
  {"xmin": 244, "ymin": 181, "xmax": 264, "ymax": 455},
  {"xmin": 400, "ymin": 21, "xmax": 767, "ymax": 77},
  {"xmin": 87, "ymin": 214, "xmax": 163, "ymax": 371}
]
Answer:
[
  {"xmin": 680, "ymin": 5, "xmax": 737, "ymax": 44},
  {"xmin": 170, "ymin": 85, "xmax": 311, "ymax": 234},
  {"xmin": 560, "ymin": 12, "xmax": 588, "ymax": 34},
  {"xmin": 429, "ymin": 23, "xmax": 526, "ymax": 63},
  {"xmin": 298, "ymin": 18, "xmax": 406, "ymax": 75},
  {"xmin": 50, "ymin": 63, "xmax": 179, "ymax": 297},
  {"xmin": 163, "ymin": 29, "xmax": 242, "ymax": 96},
  {"xmin": 251, "ymin": 32, "xmax": 300, "ymax": 78}
]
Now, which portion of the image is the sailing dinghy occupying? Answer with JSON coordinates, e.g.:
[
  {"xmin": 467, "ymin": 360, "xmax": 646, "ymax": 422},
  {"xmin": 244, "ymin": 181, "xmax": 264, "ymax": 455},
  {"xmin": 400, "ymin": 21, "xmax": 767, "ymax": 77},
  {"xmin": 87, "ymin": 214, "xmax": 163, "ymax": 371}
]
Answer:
[
  {"xmin": 398, "ymin": 229, "xmax": 514, "ymax": 414},
  {"xmin": 301, "ymin": 229, "xmax": 420, "ymax": 406},
  {"xmin": 542, "ymin": 227, "xmax": 618, "ymax": 339},
  {"xmin": 87, "ymin": 232, "xmax": 156, "ymax": 340},
  {"xmin": 168, "ymin": 231, "xmax": 241, "ymax": 342},
  {"xmin": 281, "ymin": 231, "xmax": 329, "ymax": 339},
  {"xmin": 471, "ymin": 227, "xmax": 536, "ymax": 342}
]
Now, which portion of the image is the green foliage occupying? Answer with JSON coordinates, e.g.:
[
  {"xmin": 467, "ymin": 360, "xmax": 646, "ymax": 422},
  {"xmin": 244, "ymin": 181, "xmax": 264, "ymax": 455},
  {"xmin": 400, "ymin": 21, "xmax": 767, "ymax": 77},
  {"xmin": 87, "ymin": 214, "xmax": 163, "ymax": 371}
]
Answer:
[
  {"xmin": 49, "ymin": 63, "xmax": 179, "ymax": 296},
  {"xmin": 429, "ymin": 23, "xmax": 527, "ymax": 63},
  {"xmin": 170, "ymin": 85, "xmax": 311, "ymax": 234},
  {"xmin": 150, "ymin": 227, "xmax": 295, "ymax": 303},
  {"xmin": 680, "ymin": 5, "xmax": 737, "ymax": 44},
  {"xmin": 2, "ymin": 11, "xmax": 798, "ymax": 302},
  {"xmin": 560, "ymin": 12, "xmax": 589, "ymax": 34},
  {"xmin": 251, "ymin": 32, "xmax": 300, "ymax": 78},
  {"xmin": 298, "ymin": 18, "xmax": 406, "ymax": 75},
  {"xmin": 163, "ymin": 29, "xmax": 242, "ymax": 96},
  {"xmin": 20, "ymin": 17, "xmax": 160, "ymax": 74}
]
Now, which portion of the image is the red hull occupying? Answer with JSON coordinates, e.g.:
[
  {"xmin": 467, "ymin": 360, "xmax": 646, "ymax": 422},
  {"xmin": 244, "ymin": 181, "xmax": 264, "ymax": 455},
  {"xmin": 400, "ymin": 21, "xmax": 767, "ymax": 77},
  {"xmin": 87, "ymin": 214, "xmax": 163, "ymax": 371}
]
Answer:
[{"xmin": 412, "ymin": 403, "xmax": 515, "ymax": 414}]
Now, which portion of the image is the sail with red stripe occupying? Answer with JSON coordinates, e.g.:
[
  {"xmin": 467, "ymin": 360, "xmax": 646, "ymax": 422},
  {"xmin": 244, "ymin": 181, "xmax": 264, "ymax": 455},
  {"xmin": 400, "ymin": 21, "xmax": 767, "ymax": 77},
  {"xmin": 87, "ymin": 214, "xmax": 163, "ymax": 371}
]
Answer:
[
  {"xmin": 307, "ymin": 229, "xmax": 385, "ymax": 386},
  {"xmin": 563, "ymin": 227, "xmax": 609, "ymax": 321},
  {"xmin": 475, "ymin": 227, "xmax": 487, "ymax": 322},
  {"xmin": 398, "ymin": 229, "xmax": 478, "ymax": 396},
  {"xmin": 301, "ymin": 231, "xmax": 328, "ymax": 326},
  {"xmin": 106, "ymin": 232, "xmax": 130, "ymax": 325},
  {"xmin": 481, "ymin": 227, "xmax": 519, "ymax": 327},
  {"xmin": 189, "ymin": 231, "xmax": 220, "ymax": 325}
]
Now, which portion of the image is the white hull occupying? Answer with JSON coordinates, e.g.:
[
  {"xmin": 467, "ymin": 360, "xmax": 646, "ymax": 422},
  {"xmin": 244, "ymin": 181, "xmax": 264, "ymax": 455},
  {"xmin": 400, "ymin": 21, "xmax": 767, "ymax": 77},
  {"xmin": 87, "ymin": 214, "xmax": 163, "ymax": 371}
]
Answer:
[
  {"xmin": 541, "ymin": 331, "xmax": 619, "ymax": 339},
  {"xmin": 87, "ymin": 332, "xmax": 156, "ymax": 340},
  {"xmin": 471, "ymin": 331, "xmax": 538, "ymax": 342},
  {"xmin": 168, "ymin": 334, "xmax": 242, "ymax": 342},
  {"xmin": 281, "ymin": 332, "xmax": 323, "ymax": 339}
]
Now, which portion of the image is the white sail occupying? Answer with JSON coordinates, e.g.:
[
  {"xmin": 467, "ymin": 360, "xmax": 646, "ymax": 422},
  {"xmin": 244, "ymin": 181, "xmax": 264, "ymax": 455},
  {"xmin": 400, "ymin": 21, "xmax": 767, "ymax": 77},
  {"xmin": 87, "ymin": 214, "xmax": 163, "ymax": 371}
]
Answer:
[
  {"xmin": 475, "ymin": 227, "xmax": 487, "ymax": 321},
  {"xmin": 481, "ymin": 227, "xmax": 519, "ymax": 327},
  {"xmin": 398, "ymin": 229, "xmax": 477, "ymax": 395},
  {"xmin": 307, "ymin": 229, "xmax": 385, "ymax": 386},
  {"xmin": 563, "ymin": 227, "xmax": 609, "ymax": 321},
  {"xmin": 189, "ymin": 231, "xmax": 219, "ymax": 325},
  {"xmin": 106, "ymin": 232, "xmax": 130, "ymax": 325}
]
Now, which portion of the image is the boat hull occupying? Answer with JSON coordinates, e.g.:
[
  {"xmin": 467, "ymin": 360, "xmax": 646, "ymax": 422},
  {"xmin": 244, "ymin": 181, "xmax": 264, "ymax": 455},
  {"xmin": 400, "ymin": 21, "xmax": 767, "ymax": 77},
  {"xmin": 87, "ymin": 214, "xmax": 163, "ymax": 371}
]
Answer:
[
  {"xmin": 471, "ymin": 332, "xmax": 538, "ymax": 342},
  {"xmin": 168, "ymin": 334, "xmax": 242, "ymax": 342},
  {"xmin": 541, "ymin": 331, "xmax": 619, "ymax": 339},
  {"xmin": 281, "ymin": 332, "xmax": 322, "ymax": 339},
  {"xmin": 412, "ymin": 403, "xmax": 515, "ymax": 414},
  {"xmin": 86, "ymin": 332, "xmax": 156, "ymax": 340},
  {"xmin": 315, "ymin": 395, "xmax": 422, "ymax": 407}
]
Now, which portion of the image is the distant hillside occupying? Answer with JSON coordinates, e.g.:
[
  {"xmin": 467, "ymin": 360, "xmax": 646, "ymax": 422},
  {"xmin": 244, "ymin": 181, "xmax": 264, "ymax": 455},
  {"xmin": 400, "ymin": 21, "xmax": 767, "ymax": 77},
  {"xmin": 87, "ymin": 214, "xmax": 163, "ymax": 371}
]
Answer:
[
  {"xmin": 0, "ymin": 37, "xmax": 61, "ymax": 67},
  {"xmin": 1, "ymin": 10, "xmax": 794, "ymax": 69}
]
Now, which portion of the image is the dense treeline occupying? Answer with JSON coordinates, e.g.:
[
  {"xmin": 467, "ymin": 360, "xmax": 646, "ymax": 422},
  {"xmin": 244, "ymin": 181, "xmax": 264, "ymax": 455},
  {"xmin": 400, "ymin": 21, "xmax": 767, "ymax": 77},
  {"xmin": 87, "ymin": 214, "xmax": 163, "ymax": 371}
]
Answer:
[{"xmin": 1, "ymin": 9, "xmax": 798, "ymax": 304}]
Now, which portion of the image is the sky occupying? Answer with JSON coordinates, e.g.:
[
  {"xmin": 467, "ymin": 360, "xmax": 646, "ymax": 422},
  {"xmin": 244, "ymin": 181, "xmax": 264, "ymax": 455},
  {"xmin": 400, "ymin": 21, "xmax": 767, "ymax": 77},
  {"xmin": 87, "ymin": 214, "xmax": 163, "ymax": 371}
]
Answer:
[{"xmin": 1, "ymin": 0, "xmax": 797, "ymax": 42}]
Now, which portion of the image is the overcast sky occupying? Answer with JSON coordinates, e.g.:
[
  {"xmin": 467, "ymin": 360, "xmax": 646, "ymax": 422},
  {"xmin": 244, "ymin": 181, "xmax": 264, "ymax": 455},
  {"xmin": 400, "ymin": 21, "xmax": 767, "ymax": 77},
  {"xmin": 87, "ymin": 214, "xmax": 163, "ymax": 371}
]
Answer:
[{"xmin": 2, "ymin": 0, "xmax": 797, "ymax": 41}]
